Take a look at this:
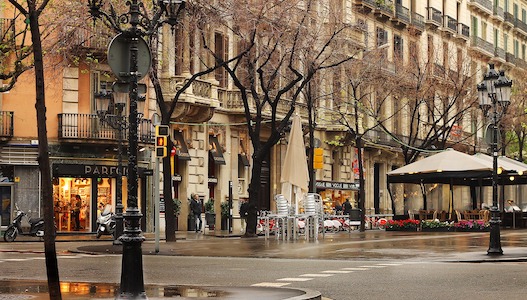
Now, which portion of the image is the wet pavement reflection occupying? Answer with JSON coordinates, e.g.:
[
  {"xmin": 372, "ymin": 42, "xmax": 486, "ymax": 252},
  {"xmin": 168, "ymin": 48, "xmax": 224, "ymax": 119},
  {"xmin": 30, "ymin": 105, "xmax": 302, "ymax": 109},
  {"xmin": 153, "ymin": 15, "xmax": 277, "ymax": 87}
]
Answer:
[{"xmin": 0, "ymin": 280, "xmax": 291, "ymax": 299}]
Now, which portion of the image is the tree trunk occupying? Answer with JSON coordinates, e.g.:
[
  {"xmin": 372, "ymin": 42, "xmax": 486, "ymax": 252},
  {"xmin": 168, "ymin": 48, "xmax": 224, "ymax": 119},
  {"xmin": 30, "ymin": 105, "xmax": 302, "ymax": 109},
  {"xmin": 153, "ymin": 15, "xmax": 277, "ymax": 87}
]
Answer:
[
  {"xmin": 28, "ymin": 1, "xmax": 61, "ymax": 298},
  {"xmin": 244, "ymin": 156, "xmax": 262, "ymax": 237}
]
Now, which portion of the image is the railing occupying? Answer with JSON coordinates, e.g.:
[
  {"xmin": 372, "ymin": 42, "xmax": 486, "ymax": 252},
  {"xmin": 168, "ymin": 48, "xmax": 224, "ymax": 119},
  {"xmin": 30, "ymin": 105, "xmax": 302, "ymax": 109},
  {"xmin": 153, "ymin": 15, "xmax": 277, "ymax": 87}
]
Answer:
[
  {"xmin": 426, "ymin": 7, "xmax": 443, "ymax": 26},
  {"xmin": 504, "ymin": 12, "xmax": 515, "ymax": 24},
  {"xmin": 68, "ymin": 25, "xmax": 111, "ymax": 50},
  {"xmin": 459, "ymin": 24, "xmax": 470, "ymax": 38},
  {"xmin": 493, "ymin": 5, "xmax": 504, "ymax": 19},
  {"xmin": 411, "ymin": 12, "xmax": 425, "ymax": 31},
  {"xmin": 505, "ymin": 53, "xmax": 515, "ymax": 63},
  {"xmin": 512, "ymin": 56, "xmax": 527, "ymax": 69},
  {"xmin": 377, "ymin": 0, "xmax": 394, "ymax": 16},
  {"xmin": 470, "ymin": 36, "xmax": 494, "ymax": 56},
  {"xmin": 445, "ymin": 16, "xmax": 457, "ymax": 32},
  {"xmin": 494, "ymin": 47, "xmax": 506, "ymax": 60},
  {"xmin": 58, "ymin": 113, "xmax": 154, "ymax": 143},
  {"xmin": 0, "ymin": 111, "xmax": 14, "ymax": 137},
  {"xmin": 515, "ymin": 20, "xmax": 527, "ymax": 34},
  {"xmin": 469, "ymin": 0, "xmax": 493, "ymax": 13},
  {"xmin": 395, "ymin": 4, "xmax": 410, "ymax": 23}
]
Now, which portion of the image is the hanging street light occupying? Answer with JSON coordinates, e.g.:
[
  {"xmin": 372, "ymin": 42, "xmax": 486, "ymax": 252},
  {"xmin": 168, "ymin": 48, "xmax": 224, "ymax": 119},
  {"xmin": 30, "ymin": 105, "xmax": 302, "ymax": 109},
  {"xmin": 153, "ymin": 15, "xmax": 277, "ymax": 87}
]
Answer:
[
  {"xmin": 87, "ymin": 0, "xmax": 186, "ymax": 298},
  {"xmin": 477, "ymin": 63, "xmax": 512, "ymax": 256}
]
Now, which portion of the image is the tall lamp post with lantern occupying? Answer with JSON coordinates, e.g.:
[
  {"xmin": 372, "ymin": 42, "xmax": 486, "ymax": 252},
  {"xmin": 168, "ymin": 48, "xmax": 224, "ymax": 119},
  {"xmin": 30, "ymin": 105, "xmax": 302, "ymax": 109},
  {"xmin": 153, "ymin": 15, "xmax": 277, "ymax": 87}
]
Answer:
[
  {"xmin": 477, "ymin": 63, "xmax": 512, "ymax": 256},
  {"xmin": 87, "ymin": 0, "xmax": 186, "ymax": 298}
]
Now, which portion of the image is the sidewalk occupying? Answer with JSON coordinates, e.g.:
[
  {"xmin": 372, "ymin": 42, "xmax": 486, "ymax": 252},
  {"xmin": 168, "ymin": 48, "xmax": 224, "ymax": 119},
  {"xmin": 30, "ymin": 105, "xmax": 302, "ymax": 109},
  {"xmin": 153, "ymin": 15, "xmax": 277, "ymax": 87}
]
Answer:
[{"xmin": 70, "ymin": 228, "xmax": 527, "ymax": 263}]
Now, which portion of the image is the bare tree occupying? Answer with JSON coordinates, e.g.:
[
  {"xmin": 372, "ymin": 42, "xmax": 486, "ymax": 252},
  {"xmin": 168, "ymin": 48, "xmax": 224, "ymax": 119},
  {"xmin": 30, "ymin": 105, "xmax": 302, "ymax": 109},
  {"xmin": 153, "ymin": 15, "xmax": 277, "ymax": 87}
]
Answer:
[
  {"xmin": 502, "ymin": 68, "xmax": 527, "ymax": 162},
  {"xmin": 326, "ymin": 49, "xmax": 400, "ymax": 231},
  {"xmin": 7, "ymin": 0, "xmax": 61, "ymax": 298},
  {"xmin": 378, "ymin": 44, "xmax": 479, "ymax": 164},
  {"xmin": 197, "ymin": 0, "xmax": 359, "ymax": 236}
]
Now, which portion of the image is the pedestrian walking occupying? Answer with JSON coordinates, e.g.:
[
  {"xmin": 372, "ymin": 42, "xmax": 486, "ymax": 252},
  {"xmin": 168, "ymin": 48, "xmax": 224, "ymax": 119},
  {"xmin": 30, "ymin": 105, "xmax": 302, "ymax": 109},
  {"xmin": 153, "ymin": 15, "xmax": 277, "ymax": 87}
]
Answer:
[
  {"xmin": 239, "ymin": 198, "xmax": 249, "ymax": 233},
  {"xmin": 190, "ymin": 194, "xmax": 202, "ymax": 233},
  {"xmin": 342, "ymin": 198, "xmax": 352, "ymax": 216}
]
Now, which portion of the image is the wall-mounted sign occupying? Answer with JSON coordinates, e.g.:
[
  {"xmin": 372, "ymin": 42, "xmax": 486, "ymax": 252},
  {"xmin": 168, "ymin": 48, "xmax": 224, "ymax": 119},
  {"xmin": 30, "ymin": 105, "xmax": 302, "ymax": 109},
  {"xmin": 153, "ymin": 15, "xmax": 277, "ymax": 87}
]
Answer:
[{"xmin": 315, "ymin": 180, "xmax": 359, "ymax": 190}]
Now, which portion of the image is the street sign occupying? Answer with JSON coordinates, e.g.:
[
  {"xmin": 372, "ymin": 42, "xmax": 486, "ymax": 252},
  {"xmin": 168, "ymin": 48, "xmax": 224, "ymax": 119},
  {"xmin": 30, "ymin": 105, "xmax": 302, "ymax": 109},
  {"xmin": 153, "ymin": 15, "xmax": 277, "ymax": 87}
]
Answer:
[{"xmin": 107, "ymin": 33, "xmax": 152, "ymax": 82}]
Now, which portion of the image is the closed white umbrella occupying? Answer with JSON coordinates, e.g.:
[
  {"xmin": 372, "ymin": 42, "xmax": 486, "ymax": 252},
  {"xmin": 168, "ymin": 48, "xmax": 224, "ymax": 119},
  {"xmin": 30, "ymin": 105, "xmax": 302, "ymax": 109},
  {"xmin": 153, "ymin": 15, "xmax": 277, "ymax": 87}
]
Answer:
[{"xmin": 280, "ymin": 113, "xmax": 310, "ymax": 214}]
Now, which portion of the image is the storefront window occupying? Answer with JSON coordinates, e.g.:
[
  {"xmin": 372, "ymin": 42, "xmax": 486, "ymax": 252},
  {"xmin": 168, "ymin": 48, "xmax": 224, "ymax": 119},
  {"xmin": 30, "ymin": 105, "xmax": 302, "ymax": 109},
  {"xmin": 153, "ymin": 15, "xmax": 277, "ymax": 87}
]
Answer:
[{"xmin": 53, "ymin": 178, "xmax": 93, "ymax": 232}]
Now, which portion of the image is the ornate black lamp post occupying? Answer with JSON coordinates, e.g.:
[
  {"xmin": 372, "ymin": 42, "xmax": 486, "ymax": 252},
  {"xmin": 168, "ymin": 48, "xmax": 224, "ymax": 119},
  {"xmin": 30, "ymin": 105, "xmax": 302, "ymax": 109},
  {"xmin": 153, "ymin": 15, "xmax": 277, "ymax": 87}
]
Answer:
[
  {"xmin": 88, "ymin": 0, "xmax": 185, "ymax": 298},
  {"xmin": 477, "ymin": 63, "xmax": 512, "ymax": 256}
]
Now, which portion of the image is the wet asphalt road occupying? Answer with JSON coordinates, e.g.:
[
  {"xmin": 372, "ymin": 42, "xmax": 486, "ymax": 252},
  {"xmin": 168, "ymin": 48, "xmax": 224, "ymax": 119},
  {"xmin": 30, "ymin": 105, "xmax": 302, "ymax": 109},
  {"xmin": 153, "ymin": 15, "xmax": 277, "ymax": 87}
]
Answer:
[{"xmin": 2, "ymin": 229, "xmax": 527, "ymax": 299}]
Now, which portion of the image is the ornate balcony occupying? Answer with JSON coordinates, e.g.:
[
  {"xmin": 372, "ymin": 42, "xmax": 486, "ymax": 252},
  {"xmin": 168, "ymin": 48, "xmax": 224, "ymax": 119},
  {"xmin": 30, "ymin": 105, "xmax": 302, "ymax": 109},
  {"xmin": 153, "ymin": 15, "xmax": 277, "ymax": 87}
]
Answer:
[
  {"xmin": 492, "ymin": 5, "xmax": 504, "ymax": 21},
  {"xmin": 159, "ymin": 76, "xmax": 221, "ymax": 123},
  {"xmin": 409, "ymin": 12, "xmax": 425, "ymax": 34},
  {"xmin": 68, "ymin": 24, "xmax": 112, "ymax": 51},
  {"xmin": 493, "ymin": 47, "xmax": 506, "ymax": 63},
  {"xmin": 468, "ymin": 0, "xmax": 493, "ymax": 16},
  {"xmin": 470, "ymin": 36, "xmax": 494, "ymax": 58},
  {"xmin": 514, "ymin": 20, "xmax": 527, "ymax": 36},
  {"xmin": 0, "ymin": 111, "xmax": 14, "ymax": 141},
  {"xmin": 426, "ymin": 7, "xmax": 443, "ymax": 28},
  {"xmin": 444, "ymin": 15, "xmax": 457, "ymax": 35},
  {"xmin": 504, "ymin": 12, "xmax": 514, "ymax": 28},
  {"xmin": 392, "ymin": 3, "xmax": 410, "ymax": 27},
  {"xmin": 58, "ymin": 113, "xmax": 154, "ymax": 144},
  {"xmin": 458, "ymin": 24, "xmax": 470, "ymax": 40}
]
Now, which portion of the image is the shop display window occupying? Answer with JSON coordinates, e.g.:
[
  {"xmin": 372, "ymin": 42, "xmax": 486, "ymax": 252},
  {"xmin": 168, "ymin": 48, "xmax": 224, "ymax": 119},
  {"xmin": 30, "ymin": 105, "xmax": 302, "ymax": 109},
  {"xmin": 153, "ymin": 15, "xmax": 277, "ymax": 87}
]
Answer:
[{"xmin": 53, "ymin": 178, "xmax": 92, "ymax": 232}]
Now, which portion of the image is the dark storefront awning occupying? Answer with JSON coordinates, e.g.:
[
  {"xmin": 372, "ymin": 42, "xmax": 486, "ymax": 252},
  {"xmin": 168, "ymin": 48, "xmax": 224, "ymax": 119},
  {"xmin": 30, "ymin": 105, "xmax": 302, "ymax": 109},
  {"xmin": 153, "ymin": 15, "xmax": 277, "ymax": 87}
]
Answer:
[
  {"xmin": 173, "ymin": 131, "xmax": 191, "ymax": 161},
  {"xmin": 238, "ymin": 153, "xmax": 250, "ymax": 166},
  {"xmin": 209, "ymin": 135, "xmax": 226, "ymax": 165}
]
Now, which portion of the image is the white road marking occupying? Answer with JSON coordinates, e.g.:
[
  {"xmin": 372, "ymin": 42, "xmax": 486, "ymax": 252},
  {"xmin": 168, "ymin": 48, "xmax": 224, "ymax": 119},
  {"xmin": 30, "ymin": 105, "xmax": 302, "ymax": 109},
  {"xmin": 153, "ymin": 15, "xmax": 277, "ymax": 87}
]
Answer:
[
  {"xmin": 300, "ymin": 274, "xmax": 334, "ymax": 277},
  {"xmin": 322, "ymin": 270, "xmax": 352, "ymax": 274},
  {"xmin": 341, "ymin": 267, "xmax": 369, "ymax": 271},
  {"xmin": 277, "ymin": 277, "xmax": 313, "ymax": 282},
  {"xmin": 376, "ymin": 263, "xmax": 402, "ymax": 266},
  {"xmin": 252, "ymin": 282, "xmax": 291, "ymax": 287},
  {"xmin": 358, "ymin": 265, "xmax": 386, "ymax": 268}
]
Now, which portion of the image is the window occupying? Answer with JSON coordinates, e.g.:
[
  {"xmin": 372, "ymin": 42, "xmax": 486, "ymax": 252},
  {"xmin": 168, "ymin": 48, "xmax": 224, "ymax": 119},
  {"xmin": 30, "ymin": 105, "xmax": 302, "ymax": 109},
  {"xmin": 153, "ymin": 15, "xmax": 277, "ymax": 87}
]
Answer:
[
  {"xmin": 523, "ymin": 9, "xmax": 526, "ymax": 22},
  {"xmin": 504, "ymin": 0, "xmax": 509, "ymax": 13},
  {"xmin": 376, "ymin": 27, "xmax": 388, "ymax": 47},
  {"xmin": 514, "ymin": 39, "xmax": 519, "ymax": 56},
  {"xmin": 494, "ymin": 28, "xmax": 499, "ymax": 47},
  {"xmin": 504, "ymin": 33, "xmax": 509, "ymax": 52},
  {"xmin": 522, "ymin": 44, "xmax": 526, "ymax": 59},
  {"xmin": 214, "ymin": 32, "xmax": 229, "ymax": 88},
  {"xmin": 481, "ymin": 22, "xmax": 487, "ymax": 40},
  {"xmin": 514, "ymin": 4, "xmax": 518, "ymax": 19},
  {"xmin": 471, "ymin": 16, "xmax": 478, "ymax": 38},
  {"xmin": 394, "ymin": 35, "xmax": 403, "ymax": 60}
]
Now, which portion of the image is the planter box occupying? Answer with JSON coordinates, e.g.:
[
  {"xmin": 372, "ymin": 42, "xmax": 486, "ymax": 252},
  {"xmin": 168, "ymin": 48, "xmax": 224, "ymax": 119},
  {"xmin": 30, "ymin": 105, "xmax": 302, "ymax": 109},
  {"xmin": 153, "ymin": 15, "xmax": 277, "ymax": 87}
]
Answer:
[
  {"xmin": 205, "ymin": 212, "xmax": 216, "ymax": 230},
  {"xmin": 385, "ymin": 227, "xmax": 418, "ymax": 231},
  {"xmin": 421, "ymin": 227, "xmax": 451, "ymax": 232},
  {"xmin": 454, "ymin": 228, "xmax": 490, "ymax": 232}
]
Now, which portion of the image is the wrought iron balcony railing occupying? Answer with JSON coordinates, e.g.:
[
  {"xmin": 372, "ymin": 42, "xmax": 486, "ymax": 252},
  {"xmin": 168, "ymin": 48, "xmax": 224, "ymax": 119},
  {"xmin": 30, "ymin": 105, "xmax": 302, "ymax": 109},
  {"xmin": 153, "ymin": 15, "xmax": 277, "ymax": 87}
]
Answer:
[
  {"xmin": 0, "ymin": 111, "xmax": 14, "ymax": 138},
  {"xmin": 411, "ymin": 12, "xmax": 425, "ymax": 31},
  {"xmin": 58, "ymin": 113, "xmax": 154, "ymax": 143},
  {"xmin": 426, "ymin": 7, "xmax": 443, "ymax": 27}
]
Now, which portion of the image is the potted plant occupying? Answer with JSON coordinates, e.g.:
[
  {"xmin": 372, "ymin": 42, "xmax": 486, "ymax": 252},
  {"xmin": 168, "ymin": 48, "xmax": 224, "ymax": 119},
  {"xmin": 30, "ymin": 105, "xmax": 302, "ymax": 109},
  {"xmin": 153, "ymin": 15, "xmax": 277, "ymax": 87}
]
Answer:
[
  {"xmin": 453, "ymin": 220, "xmax": 490, "ymax": 232},
  {"xmin": 385, "ymin": 219, "xmax": 419, "ymax": 231},
  {"xmin": 421, "ymin": 219, "xmax": 452, "ymax": 232},
  {"xmin": 204, "ymin": 198, "xmax": 215, "ymax": 230},
  {"xmin": 220, "ymin": 201, "xmax": 230, "ymax": 230}
]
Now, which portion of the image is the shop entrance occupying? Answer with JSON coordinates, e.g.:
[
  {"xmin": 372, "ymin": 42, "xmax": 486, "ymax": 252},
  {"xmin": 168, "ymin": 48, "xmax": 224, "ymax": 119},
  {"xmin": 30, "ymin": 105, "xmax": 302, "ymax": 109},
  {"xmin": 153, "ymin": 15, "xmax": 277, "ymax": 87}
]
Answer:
[{"xmin": 53, "ymin": 178, "xmax": 93, "ymax": 232}]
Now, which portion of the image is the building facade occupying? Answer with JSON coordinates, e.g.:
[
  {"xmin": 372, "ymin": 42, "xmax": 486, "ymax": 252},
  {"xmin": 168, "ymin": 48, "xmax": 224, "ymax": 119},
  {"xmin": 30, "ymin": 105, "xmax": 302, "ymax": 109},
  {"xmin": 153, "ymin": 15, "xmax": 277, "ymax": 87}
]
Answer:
[{"xmin": 2, "ymin": 0, "xmax": 527, "ymax": 233}]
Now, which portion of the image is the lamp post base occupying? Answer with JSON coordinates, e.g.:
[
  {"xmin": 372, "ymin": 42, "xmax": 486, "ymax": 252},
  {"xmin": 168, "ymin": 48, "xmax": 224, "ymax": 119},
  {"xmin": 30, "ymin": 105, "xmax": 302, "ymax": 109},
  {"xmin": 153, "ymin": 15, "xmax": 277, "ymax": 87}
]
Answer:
[{"xmin": 487, "ymin": 208, "xmax": 503, "ymax": 256}]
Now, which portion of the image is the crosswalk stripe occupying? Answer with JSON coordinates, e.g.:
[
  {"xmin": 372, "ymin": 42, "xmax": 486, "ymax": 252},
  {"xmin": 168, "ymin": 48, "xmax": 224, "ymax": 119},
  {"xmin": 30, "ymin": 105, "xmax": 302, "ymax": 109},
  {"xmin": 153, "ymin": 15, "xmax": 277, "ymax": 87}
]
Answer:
[
  {"xmin": 322, "ymin": 270, "xmax": 352, "ymax": 274},
  {"xmin": 252, "ymin": 282, "xmax": 291, "ymax": 287},
  {"xmin": 358, "ymin": 265, "xmax": 386, "ymax": 268},
  {"xmin": 376, "ymin": 263, "xmax": 402, "ymax": 266},
  {"xmin": 341, "ymin": 267, "xmax": 369, "ymax": 271},
  {"xmin": 277, "ymin": 278, "xmax": 313, "ymax": 282},
  {"xmin": 300, "ymin": 274, "xmax": 334, "ymax": 277}
]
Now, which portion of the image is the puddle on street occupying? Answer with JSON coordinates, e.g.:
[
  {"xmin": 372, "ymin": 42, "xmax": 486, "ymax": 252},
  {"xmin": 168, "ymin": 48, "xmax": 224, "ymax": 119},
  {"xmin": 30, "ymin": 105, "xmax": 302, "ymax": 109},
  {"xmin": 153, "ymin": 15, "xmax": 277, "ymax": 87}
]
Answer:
[{"xmin": 0, "ymin": 281, "xmax": 226, "ymax": 299}]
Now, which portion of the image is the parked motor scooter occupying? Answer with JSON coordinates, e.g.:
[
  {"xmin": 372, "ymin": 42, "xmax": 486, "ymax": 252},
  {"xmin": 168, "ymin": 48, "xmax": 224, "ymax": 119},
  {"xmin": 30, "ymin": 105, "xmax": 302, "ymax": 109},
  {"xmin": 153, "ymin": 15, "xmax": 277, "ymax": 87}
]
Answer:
[
  {"xmin": 96, "ymin": 204, "xmax": 116, "ymax": 238},
  {"xmin": 4, "ymin": 204, "xmax": 45, "ymax": 242}
]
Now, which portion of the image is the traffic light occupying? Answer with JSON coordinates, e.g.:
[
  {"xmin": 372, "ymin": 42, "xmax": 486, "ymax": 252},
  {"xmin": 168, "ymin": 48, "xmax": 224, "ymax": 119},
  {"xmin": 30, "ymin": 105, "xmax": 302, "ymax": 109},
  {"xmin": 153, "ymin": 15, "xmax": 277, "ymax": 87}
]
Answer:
[
  {"xmin": 313, "ymin": 147, "xmax": 323, "ymax": 169},
  {"xmin": 155, "ymin": 125, "xmax": 169, "ymax": 158}
]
